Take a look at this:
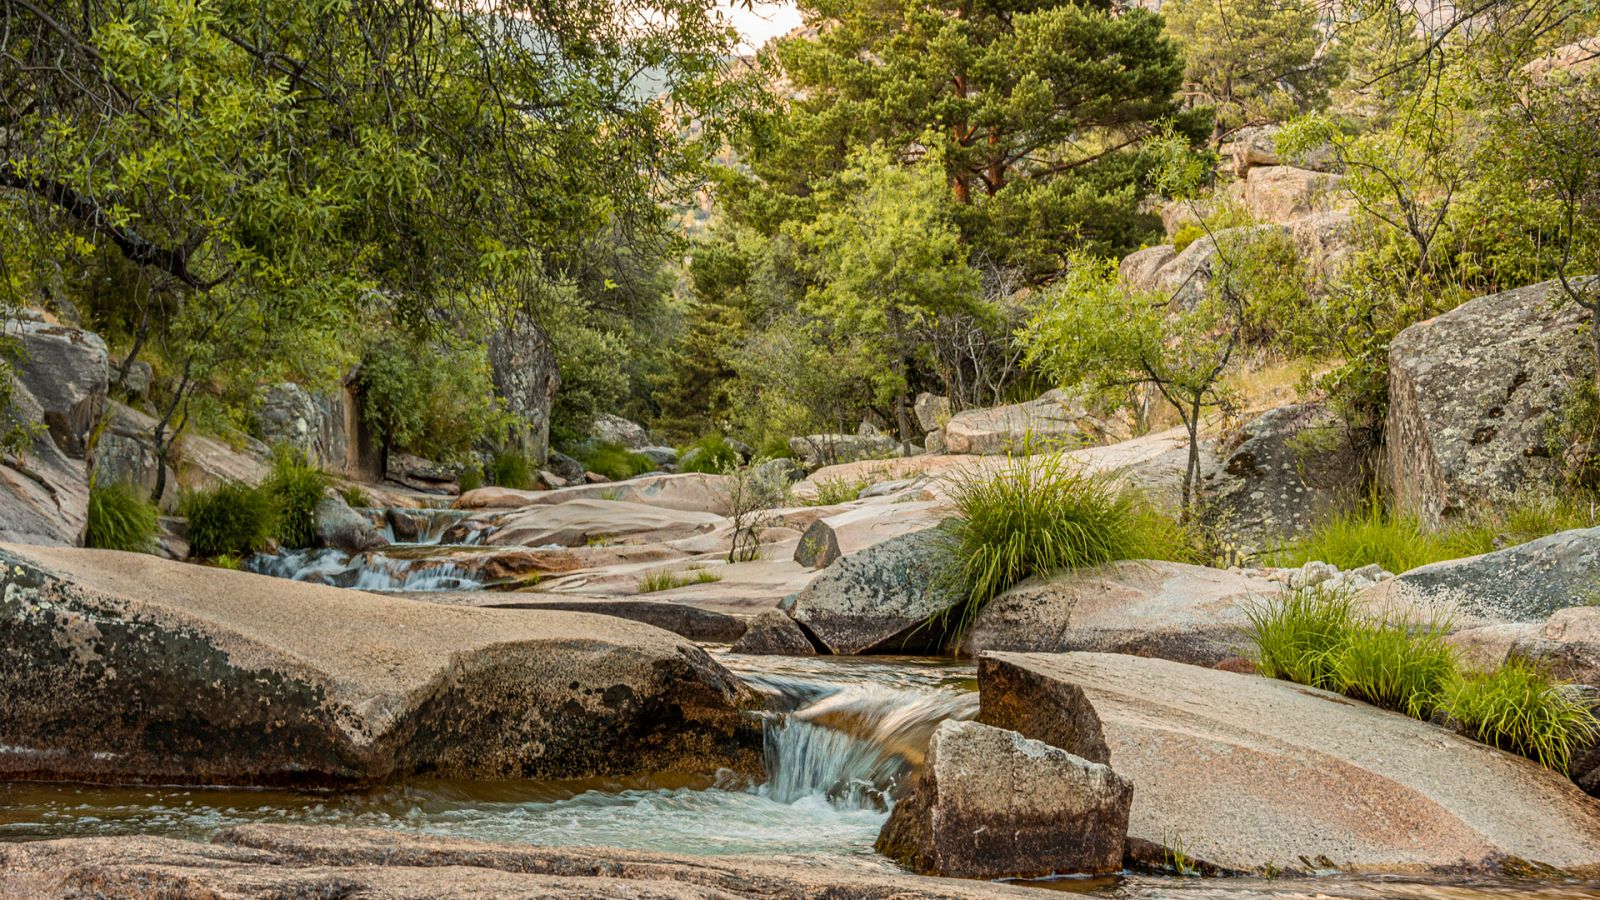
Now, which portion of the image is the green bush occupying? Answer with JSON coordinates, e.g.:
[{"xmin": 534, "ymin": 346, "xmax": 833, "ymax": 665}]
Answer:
[
  {"xmin": 458, "ymin": 459, "xmax": 484, "ymax": 493},
  {"xmin": 358, "ymin": 335, "xmax": 510, "ymax": 462},
  {"xmin": 487, "ymin": 449, "xmax": 534, "ymax": 489},
  {"xmin": 1443, "ymin": 660, "xmax": 1596, "ymax": 772},
  {"xmin": 678, "ymin": 434, "xmax": 742, "ymax": 474},
  {"xmin": 84, "ymin": 481, "xmax": 159, "ymax": 553},
  {"xmin": 936, "ymin": 452, "xmax": 1192, "ymax": 633},
  {"xmin": 260, "ymin": 447, "xmax": 329, "ymax": 549},
  {"xmin": 571, "ymin": 440, "xmax": 656, "ymax": 481},
  {"xmin": 341, "ymin": 484, "xmax": 371, "ymax": 509},
  {"xmin": 183, "ymin": 482, "xmax": 277, "ymax": 558},
  {"xmin": 1247, "ymin": 586, "xmax": 1354, "ymax": 690},
  {"xmin": 812, "ymin": 476, "xmax": 868, "ymax": 506}
]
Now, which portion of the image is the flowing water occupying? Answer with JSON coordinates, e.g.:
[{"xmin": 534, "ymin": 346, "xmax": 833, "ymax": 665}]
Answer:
[{"xmin": 246, "ymin": 507, "xmax": 488, "ymax": 591}]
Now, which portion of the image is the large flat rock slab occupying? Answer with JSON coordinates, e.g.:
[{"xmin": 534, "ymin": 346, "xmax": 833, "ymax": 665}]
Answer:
[
  {"xmin": 978, "ymin": 652, "xmax": 1600, "ymax": 876},
  {"xmin": 0, "ymin": 824, "xmax": 1044, "ymax": 899},
  {"xmin": 0, "ymin": 544, "xmax": 760, "ymax": 786},
  {"xmin": 483, "ymin": 498, "xmax": 727, "ymax": 548},
  {"xmin": 961, "ymin": 561, "xmax": 1279, "ymax": 665},
  {"xmin": 461, "ymin": 472, "xmax": 735, "ymax": 515}
]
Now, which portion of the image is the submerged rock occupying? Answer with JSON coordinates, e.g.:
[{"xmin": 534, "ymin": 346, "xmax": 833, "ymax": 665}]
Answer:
[
  {"xmin": 876, "ymin": 719, "xmax": 1131, "ymax": 879},
  {"xmin": 960, "ymin": 561, "xmax": 1279, "ymax": 665},
  {"xmin": 978, "ymin": 652, "xmax": 1600, "ymax": 876},
  {"xmin": 731, "ymin": 608, "xmax": 817, "ymax": 656},
  {"xmin": 784, "ymin": 529, "xmax": 960, "ymax": 655},
  {"xmin": 0, "ymin": 543, "xmax": 761, "ymax": 786},
  {"xmin": 0, "ymin": 824, "xmax": 1043, "ymax": 899}
]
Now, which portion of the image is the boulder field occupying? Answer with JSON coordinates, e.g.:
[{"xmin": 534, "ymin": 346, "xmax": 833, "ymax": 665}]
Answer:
[
  {"xmin": 978, "ymin": 652, "xmax": 1600, "ymax": 876},
  {"xmin": 0, "ymin": 543, "xmax": 762, "ymax": 786}
]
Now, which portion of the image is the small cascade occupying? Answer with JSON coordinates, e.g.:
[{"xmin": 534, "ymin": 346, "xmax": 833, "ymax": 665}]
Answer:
[{"xmin": 247, "ymin": 547, "xmax": 483, "ymax": 591}]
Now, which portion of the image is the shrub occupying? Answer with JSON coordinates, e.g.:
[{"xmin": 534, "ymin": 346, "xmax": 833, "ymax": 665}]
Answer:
[
  {"xmin": 1443, "ymin": 661, "xmax": 1596, "ymax": 773},
  {"xmin": 84, "ymin": 481, "xmax": 159, "ymax": 553},
  {"xmin": 487, "ymin": 449, "xmax": 534, "ymax": 489},
  {"xmin": 936, "ymin": 452, "xmax": 1191, "ymax": 633},
  {"xmin": 638, "ymin": 568, "xmax": 723, "ymax": 593},
  {"xmin": 358, "ymin": 335, "xmax": 511, "ymax": 462},
  {"xmin": 1171, "ymin": 223, "xmax": 1207, "ymax": 253},
  {"xmin": 260, "ymin": 447, "xmax": 330, "ymax": 549},
  {"xmin": 811, "ymin": 477, "xmax": 868, "ymax": 506},
  {"xmin": 183, "ymin": 482, "xmax": 277, "ymax": 558},
  {"xmin": 571, "ymin": 440, "xmax": 656, "ymax": 481},
  {"xmin": 1247, "ymin": 586, "xmax": 1355, "ymax": 690},
  {"xmin": 1330, "ymin": 617, "xmax": 1456, "ymax": 719},
  {"xmin": 679, "ymin": 434, "xmax": 742, "ymax": 474},
  {"xmin": 458, "ymin": 459, "xmax": 484, "ymax": 493}
]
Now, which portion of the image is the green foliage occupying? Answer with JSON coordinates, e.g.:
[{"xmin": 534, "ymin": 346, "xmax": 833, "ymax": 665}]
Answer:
[
  {"xmin": 84, "ymin": 481, "xmax": 160, "ymax": 553},
  {"xmin": 637, "ymin": 568, "xmax": 723, "ymax": 594},
  {"xmin": 1251, "ymin": 588, "xmax": 1595, "ymax": 772},
  {"xmin": 457, "ymin": 460, "xmax": 484, "ymax": 494},
  {"xmin": 210, "ymin": 553, "xmax": 243, "ymax": 571},
  {"xmin": 1443, "ymin": 661, "xmax": 1597, "ymax": 772},
  {"xmin": 571, "ymin": 441, "xmax": 656, "ymax": 482},
  {"xmin": 340, "ymin": 485, "xmax": 370, "ymax": 509},
  {"xmin": 359, "ymin": 337, "xmax": 508, "ymax": 463},
  {"xmin": 679, "ymin": 434, "xmax": 742, "ymax": 474},
  {"xmin": 811, "ymin": 477, "xmax": 869, "ymax": 507},
  {"xmin": 487, "ymin": 450, "xmax": 534, "ymax": 490},
  {"xmin": 935, "ymin": 451, "xmax": 1193, "ymax": 634},
  {"xmin": 182, "ymin": 482, "xmax": 276, "ymax": 558},
  {"xmin": 260, "ymin": 447, "xmax": 329, "ymax": 549}
]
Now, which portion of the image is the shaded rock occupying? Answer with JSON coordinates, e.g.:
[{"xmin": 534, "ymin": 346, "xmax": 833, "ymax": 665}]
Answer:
[
  {"xmin": 591, "ymin": 412, "xmax": 650, "ymax": 449},
  {"xmin": 0, "ymin": 543, "xmax": 761, "ymax": 786},
  {"xmin": 789, "ymin": 433, "xmax": 900, "ymax": 467},
  {"xmin": 112, "ymin": 358, "xmax": 152, "ymax": 399},
  {"xmin": 1361, "ymin": 527, "xmax": 1600, "ymax": 625},
  {"xmin": 314, "ymin": 494, "xmax": 388, "ymax": 553},
  {"xmin": 793, "ymin": 501, "xmax": 946, "ymax": 571},
  {"xmin": 253, "ymin": 382, "xmax": 349, "ymax": 471},
  {"xmin": 785, "ymin": 530, "xmax": 959, "ymax": 655},
  {"xmin": 1388, "ymin": 278, "xmax": 1593, "ymax": 525},
  {"xmin": 1119, "ymin": 243, "xmax": 1177, "ymax": 293},
  {"xmin": 10, "ymin": 315, "xmax": 107, "ymax": 458},
  {"xmin": 1225, "ymin": 165, "xmax": 1345, "ymax": 224},
  {"xmin": 1203, "ymin": 403, "xmax": 1363, "ymax": 550},
  {"xmin": 961, "ymin": 561, "xmax": 1278, "ymax": 665},
  {"xmin": 547, "ymin": 449, "xmax": 585, "ymax": 483},
  {"xmin": 754, "ymin": 456, "xmax": 806, "ymax": 487},
  {"xmin": 641, "ymin": 445, "xmax": 679, "ymax": 467},
  {"xmin": 978, "ymin": 652, "xmax": 1600, "ymax": 876},
  {"xmin": 913, "ymin": 392, "xmax": 952, "ymax": 434},
  {"xmin": 386, "ymin": 452, "xmax": 456, "ymax": 493},
  {"xmin": 731, "ymin": 608, "xmax": 817, "ymax": 656},
  {"xmin": 90, "ymin": 401, "xmax": 269, "ymax": 512},
  {"xmin": 0, "ymin": 379, "xmax": 89, "ymax": 545},
  {"xmin": 484, "ymin": 498, "xmax": 726, "ymax": 548},
  {"xmin": 487, "ymin": 309, "xmax": 559, "ymax": 465},
  {"xmin": 0, "ymin": 824, "xmax": 1045, "ymax": 899},
  {"xmin": 943, "ymin": 389, "xmax": 1130, "ymax": 455},
  {"xmin": 794, "ymin": 518, "xmax": 841, "ymax": 569},
  {"xmin": 876, "ymin": 719, "xmax": 1131, "ymax": 879},
  {"xmin": 925, "ymin": 428, "xmax": 946, "ymax": 454},
  {"xmin": 1222, "ymin": 125, "xmax": 1336, "ymax": 174}
]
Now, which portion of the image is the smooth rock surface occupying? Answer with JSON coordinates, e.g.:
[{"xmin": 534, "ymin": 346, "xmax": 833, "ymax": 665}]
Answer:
[
  {"xmin": 461, "ymin": 472, "xmax": 736, "ymax": 516},
  {"xmin": 1119, "ymin": 244, "xmax": 1178, "ymax": 293},
  {"xmin": 10, "ymin": 315, "xmax": 108, "ymax": 458},
  {"xmin": 913, "ymin": 392, "xmax": 952, "ymax": 434},
  {"xmin": 314, "ymin": 494, "xmax": 388, "ymax": 553},
  {"xmin": 0, "ymin": 543, "xmax": 761, "ymax": 786},
  {"xmin": 253, "ymin": 381, "xmax": 349, "ymax": 472},
  {"xmin": 978, "ymin": 652, "xmax": 1600, "ymax": 876},
  {"xmin": 1360, "ymin": 527, "xmax": 1600, "ymax": 625},
  {"xmin": 0, "ymin": 380, "xmax": 89, "ymax": 545},
  {"xmin": 792, "ymin": 501, "xmax": 945, "ymax": 570},
  {"xmin": 439, "ymin": 594, "xmax": 749, "ymax": 643},
  {"xmin": 943, "ymin": 389, "xmax": 1130, "ymax": 456},
  {"xmin": 785, "ymin": 529, "xmax": 959, "ymax": 654},
  {"xmin": 1387, "ymin": 278, "xmax": 1593, "ymax": 525},
  {"xmin": 483, "ymin": 499, "xmax": 726, "ymax": 548},
  {"xmin": 961, "ymin": 561, "xmax": 1279, "ymax": 665},
  {"xmin": 0, "ymin": 824, "xmax": 1042, "ymax": 899},
  {"xmin": 876, "ymin": 719, "xmax": 1131, "ymax": 879},
  {"xmin": 730, "ymin": 608, "xmax": 818, "ymax": 655},
  {"xmin": 1203, "ymin": 403, "xmax": 1362, "ymax": 549},
  {"xmin": 590, "ymin": 412, "xmax": 651, "ymax": 449}
]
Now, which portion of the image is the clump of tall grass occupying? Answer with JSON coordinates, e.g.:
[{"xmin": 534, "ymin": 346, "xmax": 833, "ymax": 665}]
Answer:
[
  {"xmin": 183, "ymin": 481, "xmax": 277, "ymax": 558},
  {"xmin": 1249, "ymin": 587, "xmax": 1595, "ymax": 772},
  {"xmin": 678, "ymin": 434, "xmax": 742, "ymax": 474},
  {"xmin": 260, "ymin": 447, "xmax": 329, "ymax": 549},
  {"xmin": 571, "ymin": 440, "xmax": 656, "ymax": 481},
  {"xmin": 935, "ymin": 452, "xmax": 1193, "ymax": 634},
  {"xmin": 637, "ymin": 568, "xmax": 723, "ymax": 594},
  {"xmin": 487, "ymin": 449, "xmax": 534, "ymax": 489},
  {"xmin": 84, "ymin": 481, "xmax": 160, "ymax": 553},
  {"xmin": 340, "ymin": 484, "xmax": 371, "ymax": 509},
  {"xmin": 1443, "ymin": 660, "xmax": 1596, "ymax": 772},
  {"xmin": 811, "ymin": 476, "xmax": 869, "ymax": 506}
]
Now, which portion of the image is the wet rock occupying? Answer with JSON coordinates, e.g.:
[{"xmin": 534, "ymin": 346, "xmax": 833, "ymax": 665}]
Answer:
[
  {"xmin": 484, "ymin": 498, "xmax": 726, "ymax": 548},
  {"xmin": 731, "ymin": 609, "xmax": 817, "ymax": 656},
  {"xmin": 0, "ymin": 824, "xmax": 1045, "ymax": 899},
  {"xmin": 1203, "ymin": 403, "xmax": 1364, "ymax": 550},
  {"xmin": 314, "ymin": 494, "xmax": 388, "ymax": 553},
  {"xmin": 1388, "ymin": 278, "xmax": 1593, "ymax": 525},
  {"xmin": 978, "ymin": 652, "xmax": 1600, "ymax": 876},
  {"xmin": 943, "ymin": 389, "xmax": 1130, "ymax": 455},
  {"xmin": 10, "ymin": 314, "xmax": 107, "ymax": 458},
  {"xmin": 590, "ymin": 412, "xmax": 650, "ymax": 449},
  {"xmin": 913, "ymin": 392, "xmax": 952, "ymax": 434},
  {"xmin": 1359, "ymin": 527, "xmax": 1600, "ymax": 624},
  {"xmin": 876, "ymin": 719, "xmax": 1131, "ymax": 879},
  {"xmin": 788, "ymin": 433, "xmax": 901, "ymax": 467},
  {"xmin": 1119, "ymin": 244, "xmax": 1177, "ymax": 293},
  {"xmin": 960, "ymin": 560, "xmax": 1279, "ymax": 666},
  {"xmin": 0, "ymin": 543, "xmax": 762, "ymax": 786},
  {"xmin": 785, "ymin": 529, "xmax": 959, "ymax": 655}
]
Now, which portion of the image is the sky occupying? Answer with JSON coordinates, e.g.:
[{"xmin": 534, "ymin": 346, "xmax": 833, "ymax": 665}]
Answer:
[{"xmin": 719, "ymin": 1, "xmax": 802, "ymax": 51}]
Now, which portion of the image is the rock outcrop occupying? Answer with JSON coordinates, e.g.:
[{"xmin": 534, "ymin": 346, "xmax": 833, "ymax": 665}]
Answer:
[
  {"xmin": 1388, "ymin": 278, "xmax": 1593, "ymax": 525},
  {"xmin": 1360, "ymin": 527, "xmax": 1600, "ymax": 625},
  {"xmin": 92, "ymin": 401, "xmax": 269, "ymax": 510},
  {"xmin": 1203, "ymin": 403, "xmax": 1363, "ymax": 550},
  {"xmin": 0, "ymin": 824, "xmax": 1042, "ymax": 899},
  {"xmin": 1225, "ymin": 165, "xmax": 1344, "ymax": 224},
  {"xmin": 313, "ymin": 494, "xmax": 388, "ymax": 553},
  {"xmin": 913, "ymin": 392, "xmax": 952, "ymax": 434},
  {"xmin": 10, "ymin": 314, "xmax": 108, "ymax": 459},
  {"xmin": 961, "ymin": 561, "xmax": 1279, "ymax": 665},
  {"xmin": 483, "ymin": 498, "xmax": 726, "ymax": 548},
  {"xmin": 784, "ymin": 529, "xmax": 959, "ymax": 654},
  {"xmin": 0, "ymin": 543, "xmax": 761, "ymax": 786},
  {"xmin": 1119, "ymin": 244, "xmax": 1178, "ymax": 293},
  {"xmin": 942, "ymin": 389, "xmax": 1129, "ymax": 455},
  {"xmin": 789, "ymin": 433, "xmax": 901, "ymax": 467},
  {"xmin": 876, "ymin": 719, "xmax": 1132, "ymax": 879},
  {"xmin": 253, "ymin": 381, "xmax": 351, "ymax": 472},
  {"xmin": 731, "ymin": 608, "xmax": 818, "ymax": 655},
  {"xmin": 793, "ymin": 501, "xmax": 946, "ymax": 570},
  {"xmin": 590, "ymin": 412, "xmax": 650, "ymax": 449},
  {"xmin": 978, "ymin": 652, "xmax": 1600, "ymax": 875},
  {"xmin": 459, "ymin": 471, "xmax": 736, "ymax": 516},
  {"xmin": 487, "ymin": 309, "xmax": 559, "ymax": 465}
]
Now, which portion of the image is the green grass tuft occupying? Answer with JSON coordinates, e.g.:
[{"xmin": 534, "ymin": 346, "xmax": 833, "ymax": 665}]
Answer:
[
  {"xmin": 678, "ymin": 434, "xmax": 742, "ymax": 474},
  {"xmin": 84, "ymin": 481, "xmax": 159, "ymax": 553},
  {"xmin": 340, "ymin": 484, "xmax": 371, "ymax": 509},
  {"xmin": 183, "ymin": 481, "xmax": 278, "ymax": 558},
  {"xmin": 1246, "ymin": 585, "xmax": 1354, "ymax": 690},
  {"xmin": 261, "ymin": 447, "xmax": 329, "ymax": 549},
  {"xmin": 572, "ymin": 440, "xmax": 656, "ymax": 481},
  {"xmin": 1443, "ymin": 660, "xmax": 1596, "ymax": 772},
  {"xmin": 458, "ymin": 459, "xmax": 484, "ymax": 493},
  {"xmin": 811, "ymin": 476, "xmax": 869, "ymax": 506},
  {"xmin": 637, "ymin": 568, "xmax": 723, "ymax": 594},
  {"xmin": 487, "ymin": 449, "xmax": 534, "ymax": 489},
  {"xmin": 1330, "ymin": 616, "xmax": 1456, "ymax": 719}
]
